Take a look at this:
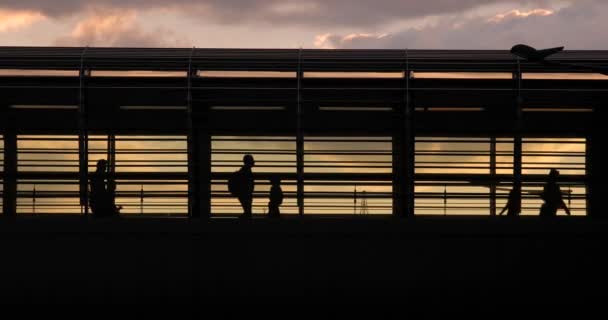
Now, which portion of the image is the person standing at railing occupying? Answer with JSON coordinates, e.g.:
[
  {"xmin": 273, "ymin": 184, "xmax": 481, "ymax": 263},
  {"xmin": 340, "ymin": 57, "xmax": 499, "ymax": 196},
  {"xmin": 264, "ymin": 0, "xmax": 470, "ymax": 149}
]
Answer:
[
  {"xmin": 90, "ymin": 159, "xmax": 108, "ymax": 216},
  {"xmin": 89, "ymin": 159, "xmax": 121, "ymax": 217}
]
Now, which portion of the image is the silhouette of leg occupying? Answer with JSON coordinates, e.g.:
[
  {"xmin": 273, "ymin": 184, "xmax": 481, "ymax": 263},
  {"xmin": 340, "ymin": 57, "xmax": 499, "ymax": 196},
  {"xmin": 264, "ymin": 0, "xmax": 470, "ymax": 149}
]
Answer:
[
  {"xmin": 269, "ymin": 204, "xmax": 280, "ymax": 218},
  {"xmin": 239, "ymin": 196, "xmax": 252, "ymax": 217}
]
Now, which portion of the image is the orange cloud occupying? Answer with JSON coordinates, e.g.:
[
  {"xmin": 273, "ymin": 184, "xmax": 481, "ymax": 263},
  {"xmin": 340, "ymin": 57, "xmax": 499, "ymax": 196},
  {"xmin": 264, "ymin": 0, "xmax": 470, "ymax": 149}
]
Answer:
[
  {"xmin": 314, "ymin": 32, "xmax": 388, "ymax": 49},
  {"xmin": 55, "ymin": 10, "xmax": 189, "ymax": 47},
  {"xmin": 71, "ymin": 11, "xmax": 137, "ymax": 37},
  {"xmin": 0, "ymin": 9, "xmax": 46, "ymax": 32},
  {"xmin": 314, "ymin": 33, "xmax": 335, "ymax": 49},
  {"xmin": 488, "ymin": 8, "xmax": 554, "ymax": 23}
]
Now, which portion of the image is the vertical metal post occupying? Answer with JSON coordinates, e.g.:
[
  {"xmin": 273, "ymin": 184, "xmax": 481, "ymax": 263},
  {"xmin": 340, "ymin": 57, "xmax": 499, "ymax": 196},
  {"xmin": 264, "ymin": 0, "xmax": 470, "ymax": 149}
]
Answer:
[
  {"xmin": 490, "ymin": 137, "xmax": 497, "ymax": 216},
  {"xmin": 186, "ymin": 47, "xmax": 199, "ymax": 218},
  {"xmin": 140, "ymin": 185, "xmax": 144, "ymax": 216},
  {"xmin": 392, "ymin": 82, "xmax": 404, "ymax": 217},
  {"xmin": 107, "ymin": 134, "xmax": 116, "ymax": 175},
  {"xmin": 443, "ymin": 185, "xmax": 447, "ymax": 216},
  {"xmin": 196, "ymin": 122, "xmax": 212, "ymax": 219},
  {"xmin": 201, "ymin": 127, "xmax": 212, "ymax": 218},
  {"xmin": 296, "ymin": 48, "xmax": 304, "ymax": 216},
  {"xmin": 513, "ymin": 59, "xmax": 523, "ymax": 215},
  {"xmin": 393, "ymin": 50, "xmax": 415, "ymax": 217},
  {"xmin": 403, "ymin": 50, "xmax": 415, "ymax": 217},
  {"xmin": 3, "ymin": 128, "xmax": 17, "ymax": 216},
  {"xmin": 585, "ymin": 133, "xmax": 592, "ymax": 217},
  {"xmin": 107, "ymin": 133, "xmax": 116, "ymax": 213},
  {"xmin": 187, "ymin": 48, "xmax": 210, "ymax": 218},
  {"xmin": 354, "ymin": 185, "xmax": 357, "ymax": 215},
  {"xmin": 586, "ymin": 106, "xmax": 602, "ymax": 218},
  {"xmin": 33, "ymin": 185, "xmax": 36, "ymax": 215},
  {"xmin": 78, "ymin": 47, "xmax": 89, "ymax": 216}
]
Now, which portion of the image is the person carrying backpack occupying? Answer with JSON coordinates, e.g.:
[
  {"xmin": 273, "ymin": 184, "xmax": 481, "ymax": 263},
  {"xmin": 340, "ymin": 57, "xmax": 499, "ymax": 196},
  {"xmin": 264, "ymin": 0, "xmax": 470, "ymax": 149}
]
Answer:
[{"xmin": 228, "ymin": 154, "xmax": 255, "ymax": 217}]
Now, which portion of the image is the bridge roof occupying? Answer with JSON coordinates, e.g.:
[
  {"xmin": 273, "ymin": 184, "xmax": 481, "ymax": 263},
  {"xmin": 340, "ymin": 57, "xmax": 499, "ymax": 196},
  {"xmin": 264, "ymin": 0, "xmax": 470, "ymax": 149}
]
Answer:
[{"xmin": 0, "ymin": 47, "xmax": 607, "ymax": 72}]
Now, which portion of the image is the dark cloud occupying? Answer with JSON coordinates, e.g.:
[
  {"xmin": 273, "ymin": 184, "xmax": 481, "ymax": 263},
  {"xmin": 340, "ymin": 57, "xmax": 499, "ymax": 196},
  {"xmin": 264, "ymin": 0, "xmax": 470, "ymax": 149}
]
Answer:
[
  {"xmin": 317, "ymin": 3, "xmax": 608, "ymax": 49},
  {"xmin": 2, "ymin": 0, "xmax": 558, "ymax": 27}
]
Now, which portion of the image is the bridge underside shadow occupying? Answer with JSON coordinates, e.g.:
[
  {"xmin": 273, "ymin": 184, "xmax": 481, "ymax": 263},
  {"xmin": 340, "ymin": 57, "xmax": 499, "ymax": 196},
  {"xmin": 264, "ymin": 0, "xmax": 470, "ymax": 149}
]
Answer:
[{"xmin": 0, "ymin": 217, "xmax": 606, "ymax": 306}]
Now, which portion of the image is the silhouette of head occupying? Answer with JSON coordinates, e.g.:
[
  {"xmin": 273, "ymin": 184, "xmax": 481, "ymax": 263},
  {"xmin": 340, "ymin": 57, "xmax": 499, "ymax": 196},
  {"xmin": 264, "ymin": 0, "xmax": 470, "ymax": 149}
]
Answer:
[
  {"xmin": 243, "ymin": 154, "xmax": 255, "ymax": 167},
  {"xmin": 270, "ymin": 176, "xmax": 281, "ymax": 185},
  {"xmin": 96, "ymin": 159, "xmax": 107, "ymax": 172},
  {"xmin": 549, "ymin": 169, "xmax": 560, "ymax": 181}
]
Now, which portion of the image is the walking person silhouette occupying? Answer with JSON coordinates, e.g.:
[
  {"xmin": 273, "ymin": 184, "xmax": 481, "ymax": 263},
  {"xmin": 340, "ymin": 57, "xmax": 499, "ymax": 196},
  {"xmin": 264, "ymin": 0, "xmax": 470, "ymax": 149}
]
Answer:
[
  {"xmin": 539, "ymin": 169, "xmax": 571, "ymax": 217},
  {"xmin": 499, "ymin": 185, "xmax": 521, "ymax": 217},
  {"xmin": 228, "ymin": 154, "xmax": 255, "ymax": 217},
  {"xmin": 268, "ymin": 176, "xmax": 283, "ymax": 218},
  {"xmin": 89, "ymin": 159, "xmax": 108, "ymax": 216}
]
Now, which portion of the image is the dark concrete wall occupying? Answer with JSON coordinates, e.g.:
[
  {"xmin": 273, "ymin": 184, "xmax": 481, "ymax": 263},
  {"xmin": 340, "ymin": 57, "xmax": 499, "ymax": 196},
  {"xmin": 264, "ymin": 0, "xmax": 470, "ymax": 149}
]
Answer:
[{"xmin": 0, "ymin": 217, "xmax": 606, "ymax": 307}]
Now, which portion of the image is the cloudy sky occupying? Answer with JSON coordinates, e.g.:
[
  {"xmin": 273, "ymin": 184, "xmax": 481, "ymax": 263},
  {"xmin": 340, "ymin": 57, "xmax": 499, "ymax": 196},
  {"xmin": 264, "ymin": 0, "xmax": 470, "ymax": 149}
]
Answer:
[
  {"xmin": 2, "ymin": 1, "xmax": 591, "ymax": 216},
  {"xmin": 0, "ymin": 0, "xmax": 605, "ymax": 49}
]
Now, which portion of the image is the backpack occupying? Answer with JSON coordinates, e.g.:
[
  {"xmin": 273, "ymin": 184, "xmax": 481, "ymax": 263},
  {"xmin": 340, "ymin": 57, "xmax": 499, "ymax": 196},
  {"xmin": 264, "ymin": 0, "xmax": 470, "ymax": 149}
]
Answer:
[{"xmin": 228, "ymin": 169, "xmax": 242, "ymax": 197}]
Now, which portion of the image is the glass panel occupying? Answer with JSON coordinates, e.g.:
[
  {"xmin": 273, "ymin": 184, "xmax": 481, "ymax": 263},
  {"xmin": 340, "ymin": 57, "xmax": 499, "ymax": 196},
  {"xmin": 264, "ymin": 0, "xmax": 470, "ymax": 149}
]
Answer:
[
  {"xmin": 523, "ymin": 73, "xmax": 608, "ymax": 80},
  {"xmin": 304, "ymin": 136, "xmax": 392, "ymax": 215},
  {"xmin": 415, "ymin": 137, "xmax": 512, "ymax": 215},
  {"xmin": 113, "ymin": 135, "xmax": 188, "ymax": 216},
  {"xmin": 0, "ymin": 69, "xmax": 78, "ymax": 77},
  {"xmin": 17, "ymin": 135, "xmax": 80, "ymax": 215},
  {"xmin": 305, "ymin": 72, "xmax": 402, "ymax": 79},
  {"xmin": 91, "ymin": 70, "xmax": 186, "ymax": 77},
  {"xmin": 412, "ymin": 72, "xmax": 512, "ymax": 79},
  {"xmin": 200, "ymin": 71, "xmax": 296, "ymax": 78}
]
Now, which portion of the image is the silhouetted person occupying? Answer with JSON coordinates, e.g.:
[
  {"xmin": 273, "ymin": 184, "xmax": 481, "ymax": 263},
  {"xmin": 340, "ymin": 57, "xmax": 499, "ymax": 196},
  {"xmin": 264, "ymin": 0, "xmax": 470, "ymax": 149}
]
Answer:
[
  {"xmin": 106, "ymin": 179, "xmax": 122, "ymax": 216},
  {"xmin": 539, "ymin": 169, "xmax": 571, "ymax": 218},
  {"xmin": 499, "ymin": 185, "xmax": 521, "ymax": 217},
  {"xmin": 268, "ymin": 176, "xmax": 283, "ymax": 218},
  {"xmin": 229, "ymin": 154, "xmax": 255, "ymax": 217},
  {"xmin": 89, "ymin": 159, "xmax": 108, "ymax": 216},
  {"xmin": 89, "ymin": 159, "xmax": 121, "ymax": 217}
]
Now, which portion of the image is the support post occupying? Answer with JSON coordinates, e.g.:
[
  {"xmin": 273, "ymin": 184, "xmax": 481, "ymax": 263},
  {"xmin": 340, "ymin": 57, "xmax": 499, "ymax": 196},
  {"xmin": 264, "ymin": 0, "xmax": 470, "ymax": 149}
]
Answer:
[
  {"xmin": 587, "ymin": 105, "xmax": 604, "ymax": 218},
  {"xmin": 513, "ymin": 60, "xmax": 523, "ymax": 216},
  {"xmin": 394, "ymin": 50, "xmax": 415, "ymax": 217},
  {"xmin": 396, "ymin": 50, "xmax": 416, "ymax": 217},
  {"xmin": 404, "ymin": 68, "xmax": 415, "ymax": 218},
  {"xmin": 2, "ymin": 128, "xmax": 17, "ymax": 216},
  {"xmin": 296, "ymin": 49, "xmax": 304, "ymax": 216},
  {"xmin": 78, "ymin": 47, "xmax": 89, "ymax": 216},
  {"xmin": 586, "ymin": 131, "xmax": 593, "ymax": 218},
  {"xmin": 186, "ymin": 48, "xmax": 211, "ymax": 218},
  {"xmin": 194, "ymin": 123, "xmax": 211, "ymax": 218},
  {"xmin": 490, "ymin": 137, "xmax": 497, "ymax": 216},
  {"xmin": 186, "ymin": 48, "xmax": 208, "ymax": 218},
  {"xmin": 393, "ymin": 79, "xmax": 404, "ymax": 217},
  {"xmin": 187, "ymin": 48, "xmax": 197, "ymax": 218}
]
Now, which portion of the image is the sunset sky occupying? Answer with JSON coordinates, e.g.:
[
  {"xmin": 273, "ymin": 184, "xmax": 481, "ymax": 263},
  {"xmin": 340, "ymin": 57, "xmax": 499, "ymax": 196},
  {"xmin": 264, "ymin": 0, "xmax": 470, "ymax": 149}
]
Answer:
[{"xmin": 0, "ymin": 0, "xmax": 606, "ymax": 49}]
